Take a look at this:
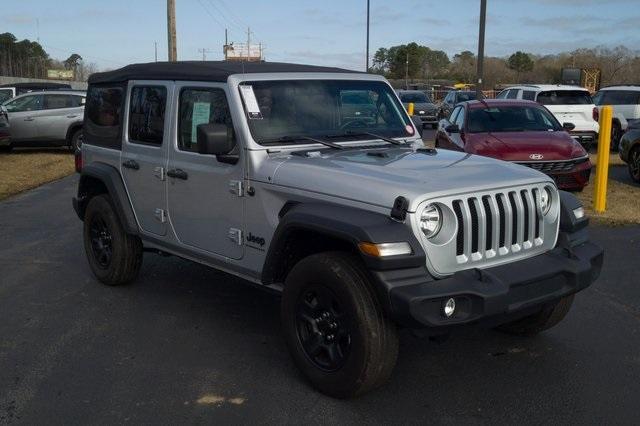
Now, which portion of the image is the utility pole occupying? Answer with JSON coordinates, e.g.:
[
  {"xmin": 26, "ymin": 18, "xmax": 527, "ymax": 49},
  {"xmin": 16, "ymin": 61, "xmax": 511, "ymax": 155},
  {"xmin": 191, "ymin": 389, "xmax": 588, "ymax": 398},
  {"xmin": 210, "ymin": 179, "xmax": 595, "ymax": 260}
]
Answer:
[
  {"xmin": 246, "ymin": 27, "xmax": 251, "ymax": 60},
  {"xmin": 167, "ymin": 0, "xmax": 177, "ymax": 62},
  {"xmin": 365, "ymin": 0, "xmax": 370, "ymax": 72},
  {"xmin": 154, "ymin": 42, "xmax": 158, "ymax": 62},
  {"xmin": 476, "ymin": 0, "xmax": 487, "ymax": 98},
  {"xmin": 405, "ymin": 51, "xmax": 409, "ymax": 89},
  {"xmin": 198, "ymin": 48, "xmax": 212, "ymax": 61}
]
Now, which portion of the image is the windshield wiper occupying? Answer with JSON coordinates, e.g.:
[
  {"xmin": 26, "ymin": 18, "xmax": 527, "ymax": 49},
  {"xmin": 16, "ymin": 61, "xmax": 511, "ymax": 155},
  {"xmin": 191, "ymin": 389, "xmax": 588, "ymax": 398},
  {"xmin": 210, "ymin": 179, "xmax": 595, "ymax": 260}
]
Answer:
[
  {"xmin": 261, "ymin": 135, "xmax": 344, "ymax": 149},
  {"xmin": 325, "ymin": 131, "xmax": 405, "ymax": 145}
]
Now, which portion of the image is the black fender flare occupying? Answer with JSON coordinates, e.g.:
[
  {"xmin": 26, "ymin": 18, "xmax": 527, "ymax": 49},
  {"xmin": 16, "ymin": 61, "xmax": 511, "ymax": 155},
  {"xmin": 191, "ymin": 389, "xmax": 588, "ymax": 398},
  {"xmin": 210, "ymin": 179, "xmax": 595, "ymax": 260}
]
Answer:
[
  {"xmin": 73, "ymin": 162, "xmax": 139, "ymax": 235},
  {"xmin": 65, "ymin": 123, "xmax": 83, "ymax": 143},
  {"xmin": 261, "ymin": 203, "xmax": 426, "ymax": 286}
]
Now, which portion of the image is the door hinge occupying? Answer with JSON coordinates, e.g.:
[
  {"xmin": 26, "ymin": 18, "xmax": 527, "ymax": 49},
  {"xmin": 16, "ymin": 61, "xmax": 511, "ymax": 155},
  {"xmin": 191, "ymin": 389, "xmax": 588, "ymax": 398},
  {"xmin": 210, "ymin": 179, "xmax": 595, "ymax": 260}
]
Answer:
[
  {"xmin": 228, "ymin": 180, "xmax": 244, "ymax": 197},
  {"xmin": 228, "ymin": 228, "xmax": 243, "ymax": 245},
  {"xmin": 154, "ymin": 208, "xmax": 166, "ymax": 223},
  {"xmin": 154, "ymin": 166, "xmax": 165, "ymax": 181}
]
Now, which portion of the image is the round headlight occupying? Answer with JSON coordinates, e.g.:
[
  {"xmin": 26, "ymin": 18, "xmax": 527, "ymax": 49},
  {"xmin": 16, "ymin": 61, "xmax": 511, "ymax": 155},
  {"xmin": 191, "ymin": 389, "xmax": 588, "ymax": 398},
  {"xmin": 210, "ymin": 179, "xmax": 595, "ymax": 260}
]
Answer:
[
  {"xmin": 420, "ymin": 204, "xmax": 442, "ymax": 238},
  {"xmin": 540, "ymin": 187, "xmax": 552, "ymax": 214}
]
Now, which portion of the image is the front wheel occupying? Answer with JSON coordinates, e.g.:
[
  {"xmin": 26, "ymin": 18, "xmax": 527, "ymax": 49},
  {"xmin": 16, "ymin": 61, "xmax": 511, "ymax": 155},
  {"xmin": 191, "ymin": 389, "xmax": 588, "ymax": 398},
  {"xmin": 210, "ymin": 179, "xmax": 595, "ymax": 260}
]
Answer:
[
  {"xmin": 497, "ymin": 295, "xmax": 574, "ymax": 336},
  {"xmin": 281, "ymin": 252, "xmax": 399, "ymax": 398},
  {"xmin": 629, "ymin": 146, "xmax": 640, "ymax": 183}
]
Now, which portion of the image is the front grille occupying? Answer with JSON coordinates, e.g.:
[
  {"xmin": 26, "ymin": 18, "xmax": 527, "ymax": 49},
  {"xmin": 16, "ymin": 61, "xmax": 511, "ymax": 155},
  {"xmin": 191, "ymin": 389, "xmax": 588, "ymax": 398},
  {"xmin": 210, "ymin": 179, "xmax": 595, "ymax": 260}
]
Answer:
[
  {"xmin": 451, "ymin": 187, "xmax": 544, "ymax": 264},
  {"xmin": 516, "ymin": 157, "xmax": 587, "ymax": 173}
]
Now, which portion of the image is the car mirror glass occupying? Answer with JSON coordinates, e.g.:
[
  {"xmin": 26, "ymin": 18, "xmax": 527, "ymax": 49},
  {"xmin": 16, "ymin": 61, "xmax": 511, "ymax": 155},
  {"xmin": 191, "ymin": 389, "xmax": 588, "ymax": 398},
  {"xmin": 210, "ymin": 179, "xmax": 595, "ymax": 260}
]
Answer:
[{"xmin": 562, "ymin": 122, "xmax": 576, "ymax": 131}]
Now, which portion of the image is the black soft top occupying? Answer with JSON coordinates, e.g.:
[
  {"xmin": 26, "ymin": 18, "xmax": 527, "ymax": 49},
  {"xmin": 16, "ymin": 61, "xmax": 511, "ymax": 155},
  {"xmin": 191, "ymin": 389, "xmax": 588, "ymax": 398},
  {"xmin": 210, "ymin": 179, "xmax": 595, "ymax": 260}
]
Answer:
[
  {"xmin": 88, "ymin": 61, "xmax": 362, "ymax": 85},
  {"xmin": 0, "ymin": 82, "xmax": 71, "ymax": 89}
]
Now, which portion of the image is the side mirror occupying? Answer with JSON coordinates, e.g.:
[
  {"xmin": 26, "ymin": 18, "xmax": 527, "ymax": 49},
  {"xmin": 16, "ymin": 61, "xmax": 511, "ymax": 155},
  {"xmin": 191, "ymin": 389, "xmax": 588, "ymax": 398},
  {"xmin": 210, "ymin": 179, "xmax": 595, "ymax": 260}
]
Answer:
[
  {"xmin": 196, "ymin": 123, "xmax": 237, "ymax": 163},
  {"xmin": 445, "ymin": 123, "xmax": 460, "ymax": 133},
  {"xmin": 562, "ymin": 122, "xmax": 576, "ymax": 131},
  {"xmin": 410, "ymin": 116, "xmax": 423, "ymax": 136}
]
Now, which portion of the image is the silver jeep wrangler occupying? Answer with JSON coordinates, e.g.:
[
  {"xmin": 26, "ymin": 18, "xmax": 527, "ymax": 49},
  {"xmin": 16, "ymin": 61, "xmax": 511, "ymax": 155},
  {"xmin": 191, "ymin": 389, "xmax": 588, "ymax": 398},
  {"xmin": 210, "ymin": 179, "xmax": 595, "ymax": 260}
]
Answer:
[{"xmin": 73, "ymin": 61, "xmax": 603, "ymax": 398}]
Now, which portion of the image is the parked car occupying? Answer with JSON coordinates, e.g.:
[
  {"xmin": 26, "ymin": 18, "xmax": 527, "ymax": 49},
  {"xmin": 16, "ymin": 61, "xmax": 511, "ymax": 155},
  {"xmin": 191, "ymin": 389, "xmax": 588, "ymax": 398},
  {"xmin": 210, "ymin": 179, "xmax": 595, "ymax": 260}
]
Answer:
[
  {"xmin": 593, "ymin": 85, "xmax": 640, "ymax": 150},
  {"xmin": 74, "ymin": 61, "xmax": 602, "ymax": 398},
  {"xmin": 0, "ymin": 82, "xmax": 72, "ymax": 103},
  {"xmin": 1, "ymin": 90, "xmax": 85, "ymax": 151},
  {"xmin": 0, "ymin": 106, "xmax": 9, "ymax": 151},
  {"xmin": 396, "ymin": 89, "xmax": 439, "ymax": 128},
  {"xmin": 496, "ymin": 85, "xmax": 599, "ymax": 148},
  {"xmin": 340, "ymin": 90, "xmax": 377, "ymax": 125},
  {"xmin": 619, "ymin": 121, "xmax": 640, "ymax": 183},
  {"xmin": 436, "ymin": 99, "xmax": 592, "ymax": 191},
  {"xmin": 437, "ymin": 90, "xmax": 483, "ymax": 120}
]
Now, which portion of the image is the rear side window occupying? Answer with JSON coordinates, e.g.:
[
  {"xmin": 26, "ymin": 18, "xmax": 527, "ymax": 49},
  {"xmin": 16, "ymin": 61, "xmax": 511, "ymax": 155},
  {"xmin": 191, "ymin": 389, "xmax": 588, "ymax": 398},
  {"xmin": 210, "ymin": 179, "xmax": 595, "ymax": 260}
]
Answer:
[
  {"xmin": 128, "ymin": 86, "xmax": 167, "ymax": 146},
  {"xmin": 522, "ymin": 90, "xmax": 536, "ymax": 101},
  {"xmin": 44, "ymin": 94, "xmax": 72, "ymax": 110},
  {"xmin": 536, "ymin": 90, "xmax": 592, "ymax": 105},
  {"xmin": 69, "ymin": 95, "xmax": 85, "ymax": 107},
  {"xmin": 85, "ymin": 85, "xmax": 124, "ymax": 149},
  {"xmin": 178, "ymin": 87, "xmax": 233, "ymax": 153}
]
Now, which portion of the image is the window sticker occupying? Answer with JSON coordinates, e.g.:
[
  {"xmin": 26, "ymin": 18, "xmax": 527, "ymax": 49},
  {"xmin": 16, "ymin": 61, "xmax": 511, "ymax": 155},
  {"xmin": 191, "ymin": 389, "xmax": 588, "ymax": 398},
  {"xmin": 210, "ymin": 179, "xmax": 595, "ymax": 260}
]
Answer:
[
  {"xmin": 240, "ymin": 85, "xmax": 263, "ymax": 119},
  {"xmin": 191, "ymin": 102, "xmax": 211, "ymax": 143}
]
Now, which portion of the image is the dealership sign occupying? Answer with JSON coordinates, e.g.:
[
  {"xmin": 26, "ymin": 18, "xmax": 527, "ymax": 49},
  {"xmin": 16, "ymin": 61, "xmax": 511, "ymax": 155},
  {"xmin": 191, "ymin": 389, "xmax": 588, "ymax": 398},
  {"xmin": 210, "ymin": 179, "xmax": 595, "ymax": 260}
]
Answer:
[{"xmin": 47, "ymin": 69, "xmax": 74, "ymax": 80}]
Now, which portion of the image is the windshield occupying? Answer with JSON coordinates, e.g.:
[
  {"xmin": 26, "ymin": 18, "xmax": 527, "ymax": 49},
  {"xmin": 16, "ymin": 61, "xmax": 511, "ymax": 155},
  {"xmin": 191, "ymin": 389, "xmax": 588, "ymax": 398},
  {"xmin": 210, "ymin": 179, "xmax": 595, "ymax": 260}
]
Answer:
[
  {"xmin": 468, "ymin": 105, "xmax": 562, "ymax": 133},
  {"xmin": 537, "ymin": 90, "xmax": 592, "ymax": 105},
  {"xmin": 239, "ymin": 80, "xmax": 412, "ymax": 144},
  {"xmin": 399, "ymin": 92, "xmax": 430, "ymax": 103}
]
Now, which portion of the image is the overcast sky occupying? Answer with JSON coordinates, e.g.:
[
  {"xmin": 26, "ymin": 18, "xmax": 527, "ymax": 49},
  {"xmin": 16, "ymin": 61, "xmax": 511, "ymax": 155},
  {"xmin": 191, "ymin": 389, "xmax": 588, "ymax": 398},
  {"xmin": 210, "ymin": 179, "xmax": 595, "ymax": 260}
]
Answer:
[{"xmin": 3, "ymin": 0, "xmax": 639, "ymax": 71}]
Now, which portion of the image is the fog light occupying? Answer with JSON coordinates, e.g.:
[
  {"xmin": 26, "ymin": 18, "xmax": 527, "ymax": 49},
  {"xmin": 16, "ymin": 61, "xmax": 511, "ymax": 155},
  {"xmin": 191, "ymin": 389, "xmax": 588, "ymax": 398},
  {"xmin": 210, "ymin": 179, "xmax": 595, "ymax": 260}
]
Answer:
[
  {"xmin": 443, "ymin": 298, "xmax": 456, "ymax": 318},
  {"xmin": 573, "ymin": 206, "xmax": 585, "ymax": 220}
]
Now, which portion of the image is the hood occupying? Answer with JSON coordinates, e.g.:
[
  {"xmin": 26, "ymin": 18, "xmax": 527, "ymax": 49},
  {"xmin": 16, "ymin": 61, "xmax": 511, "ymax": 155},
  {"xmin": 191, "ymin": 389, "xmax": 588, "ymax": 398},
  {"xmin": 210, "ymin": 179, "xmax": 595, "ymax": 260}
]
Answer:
[
  {"xmin": 467, "ymin": 131, "xmax": 587, "ymax": 161},
  {"xmin": 269, "ymin": 145, "xmax": 552, "ymax": 212}
]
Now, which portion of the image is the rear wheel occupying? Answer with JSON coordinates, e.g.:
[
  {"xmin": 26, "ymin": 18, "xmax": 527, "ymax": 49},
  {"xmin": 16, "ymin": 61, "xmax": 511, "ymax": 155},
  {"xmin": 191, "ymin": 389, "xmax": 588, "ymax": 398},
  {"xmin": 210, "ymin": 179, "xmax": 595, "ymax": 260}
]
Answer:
[
  {"xmin": 611, "ymin": 122, "xmax": 622, "ymax": 151},
  {"xmin": 497, "ymin": 295, "xmax": 574, "ymax": 336},
  {"xmin": 281, "ymin": 252, "xmax": 398, "ymax": 398},
  {"xmin": 70, "ymin": 128, "xmax": 83, "ymax": 151},
  {"xmin": 83, "ymin": 194, "xmax": 142, "ymax": 286},
  {"xmin": 629, "ymin": 146, "xmax": 640, "ymax": 183}
]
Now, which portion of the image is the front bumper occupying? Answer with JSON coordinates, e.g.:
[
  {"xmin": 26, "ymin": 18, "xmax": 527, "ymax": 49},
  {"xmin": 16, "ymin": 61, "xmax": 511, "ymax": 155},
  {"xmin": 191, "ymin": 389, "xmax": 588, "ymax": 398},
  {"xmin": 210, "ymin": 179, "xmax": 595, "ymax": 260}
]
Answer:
[
  {"xmin": 379, "ymin": 232, "xmax": 603, "ymax": 330},
  {"xmin": 413, "ymin": 113, "xmax": 438, "ymax": 124},
  {"xmin": 549, "ymin": 161, "xmax": 592, "ymax": 190}
]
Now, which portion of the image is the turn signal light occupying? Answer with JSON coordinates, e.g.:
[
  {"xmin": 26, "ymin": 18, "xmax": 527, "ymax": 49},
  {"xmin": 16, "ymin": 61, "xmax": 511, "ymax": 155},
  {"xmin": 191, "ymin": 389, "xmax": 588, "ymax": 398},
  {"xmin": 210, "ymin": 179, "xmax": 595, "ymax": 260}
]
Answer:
[
  {"xmin": 358, "ymin": 242, "xmax": 412, "ymax": 257},
  {"xmin": 592, "ymin": 107, "xmax": 599, "ymax": 122}
]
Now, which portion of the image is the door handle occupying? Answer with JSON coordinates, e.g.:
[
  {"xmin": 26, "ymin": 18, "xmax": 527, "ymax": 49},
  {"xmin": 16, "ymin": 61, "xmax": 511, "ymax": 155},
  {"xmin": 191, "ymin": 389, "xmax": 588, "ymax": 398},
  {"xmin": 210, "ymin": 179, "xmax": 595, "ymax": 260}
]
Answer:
[
  {"xmin": 122, "ymin": 159, "xmax": 140, "ymax": 170},
  {"xmin": 23, "ymin": 117, "xmax": 34, "ymax": 121},
  {"xmin": 167, "ymin": 168, "xmax": 188, "ymax": 180},
  {"xmin": 66, "ymin": 115, "xmax": 78, "ymax": 118}
]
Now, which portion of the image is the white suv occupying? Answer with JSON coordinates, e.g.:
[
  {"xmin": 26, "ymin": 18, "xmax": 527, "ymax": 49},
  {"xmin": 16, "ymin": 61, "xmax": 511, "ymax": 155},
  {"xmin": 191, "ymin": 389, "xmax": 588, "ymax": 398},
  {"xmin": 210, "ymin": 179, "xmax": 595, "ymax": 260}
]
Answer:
[
  {"xmin": 497, "ymin": 85, "xmax": 599, "ymax": 148},
  {"xmin": 593, "ymin": 86, "xmax": 640, "ymax": 149}
]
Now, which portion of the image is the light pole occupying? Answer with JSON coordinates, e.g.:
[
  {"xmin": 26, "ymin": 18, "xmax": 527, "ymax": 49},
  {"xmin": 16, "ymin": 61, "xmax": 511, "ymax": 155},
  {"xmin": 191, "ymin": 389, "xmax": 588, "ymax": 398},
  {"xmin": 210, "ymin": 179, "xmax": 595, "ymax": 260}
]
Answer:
[
  {"xmin": 365, "ymin": 0, "xmax": 370, "ymax": 72},
  {"xmin": 476, "ymin": 0, "xmax": 487, "ymax": 98}
]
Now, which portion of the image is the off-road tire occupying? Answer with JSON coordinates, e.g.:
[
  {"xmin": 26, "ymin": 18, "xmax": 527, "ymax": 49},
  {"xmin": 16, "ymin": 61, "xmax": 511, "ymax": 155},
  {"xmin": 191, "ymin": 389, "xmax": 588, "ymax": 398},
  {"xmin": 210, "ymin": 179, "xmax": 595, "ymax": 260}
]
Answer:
[
  {"xmin": 611, "ymin": 122, "xmax": 622, "ymax": 151},
  {"xmin": 281, "ymin": 252, "xmax": 399, "ymax": 398},
  {"xmin": 70, "ymin": 128, "xmax": 83, "ymax": 151},
  {"xmin": 83, "ymin": 194, "xmax": 142, "ymax": 286},
  {"xmin": 628, "ymin": 146, "xmax": 640, "ymax": 183},
  {"xmin": 497, "ymin": 295, "xmax": 574, "ymax": 336}
]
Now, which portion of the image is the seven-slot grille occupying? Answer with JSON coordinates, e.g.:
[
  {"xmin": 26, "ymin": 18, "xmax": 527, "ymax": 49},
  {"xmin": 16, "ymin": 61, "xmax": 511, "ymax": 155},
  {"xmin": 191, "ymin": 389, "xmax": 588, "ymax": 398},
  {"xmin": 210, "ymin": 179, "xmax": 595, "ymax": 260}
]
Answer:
[
  {"xmin": 516, "ymin": 157, "xmax": 588, "ymax": 173},
  {"xmin": 451, "ymin": 187, "xmax": 544, "ymax": 265}
]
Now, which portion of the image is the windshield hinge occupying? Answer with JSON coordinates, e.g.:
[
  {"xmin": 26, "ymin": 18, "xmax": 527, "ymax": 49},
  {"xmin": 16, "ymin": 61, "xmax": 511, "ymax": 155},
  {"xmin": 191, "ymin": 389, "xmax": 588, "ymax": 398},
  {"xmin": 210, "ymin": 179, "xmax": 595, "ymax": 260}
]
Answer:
[{"xmin": 229, "ymin": 180, "xmax": 244, "ymax": 197}]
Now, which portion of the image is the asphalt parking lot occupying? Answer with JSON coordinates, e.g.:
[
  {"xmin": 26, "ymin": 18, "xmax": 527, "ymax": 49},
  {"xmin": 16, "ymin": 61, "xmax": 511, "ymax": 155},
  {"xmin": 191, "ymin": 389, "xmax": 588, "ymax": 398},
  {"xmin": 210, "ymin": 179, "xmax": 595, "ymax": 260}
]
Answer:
[{"xmin": 1, "ymin": 172, "xmax": 639, "ymax": 424}]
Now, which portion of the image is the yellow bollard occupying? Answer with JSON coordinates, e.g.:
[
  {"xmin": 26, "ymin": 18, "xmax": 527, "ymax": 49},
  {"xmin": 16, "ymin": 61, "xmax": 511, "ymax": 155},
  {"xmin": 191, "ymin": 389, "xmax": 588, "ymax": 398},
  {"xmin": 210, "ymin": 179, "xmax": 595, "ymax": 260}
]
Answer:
[
  {"xmin": 407, "ymin": 102, "xmax": 414, "ymax": 116},
  {"xmin": 593, "ymin": 105, "xmax": 612, "ymax": 213}
]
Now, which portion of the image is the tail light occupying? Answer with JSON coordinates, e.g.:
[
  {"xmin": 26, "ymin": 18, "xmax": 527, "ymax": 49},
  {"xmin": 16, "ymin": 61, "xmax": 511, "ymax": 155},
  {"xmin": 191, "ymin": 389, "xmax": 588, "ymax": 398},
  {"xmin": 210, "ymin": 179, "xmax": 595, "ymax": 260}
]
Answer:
[
  {"xmin": 74, "ymin": 149, "xmax": 83, "ymax": 173},
  {"xmin": 592, "ymin": 107, "xmax": 599, "ymax": 122}
]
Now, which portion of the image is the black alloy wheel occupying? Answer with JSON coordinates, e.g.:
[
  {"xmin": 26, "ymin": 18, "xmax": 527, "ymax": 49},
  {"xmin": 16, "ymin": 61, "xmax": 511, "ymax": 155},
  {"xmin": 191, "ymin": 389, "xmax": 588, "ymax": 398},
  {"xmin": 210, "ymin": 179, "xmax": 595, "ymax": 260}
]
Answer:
[
  {"xmin": 295, "ymin": 285, "xmax": 351, "ymax": 372},
  {"xmin": 629, "ymin": 147, "xmax": 640, "ymax": 183},
  {"xmin": 89, "ymin": 215, "xmax": 113, "ymax": 268}
]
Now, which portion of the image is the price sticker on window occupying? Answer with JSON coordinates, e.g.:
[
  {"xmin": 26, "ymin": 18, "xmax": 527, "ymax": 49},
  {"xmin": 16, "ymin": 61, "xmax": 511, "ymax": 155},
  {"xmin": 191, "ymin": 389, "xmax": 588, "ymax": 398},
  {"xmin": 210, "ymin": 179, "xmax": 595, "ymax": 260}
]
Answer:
[{"xmin": 239, "ymin": 85, "xmax": 263, "ymax": 119}]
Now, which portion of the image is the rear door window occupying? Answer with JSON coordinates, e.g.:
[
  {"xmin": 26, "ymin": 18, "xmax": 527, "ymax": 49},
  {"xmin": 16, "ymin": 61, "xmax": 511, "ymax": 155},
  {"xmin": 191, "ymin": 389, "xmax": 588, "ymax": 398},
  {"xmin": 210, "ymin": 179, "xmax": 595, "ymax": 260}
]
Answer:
[
  {"xmin": 536, "ymin": 90, "xmax": 592, "ymax": 105},
  {"xmin": 44, "ymin": 94, "xmax": 72, "ymax": 110},
  {"xmin": 128, "ymin": 86, "xmax": 167, "ymax": 146},
  {"xmin": 506, "ymin": 89, "xmax": 519, "ymax": 99}
]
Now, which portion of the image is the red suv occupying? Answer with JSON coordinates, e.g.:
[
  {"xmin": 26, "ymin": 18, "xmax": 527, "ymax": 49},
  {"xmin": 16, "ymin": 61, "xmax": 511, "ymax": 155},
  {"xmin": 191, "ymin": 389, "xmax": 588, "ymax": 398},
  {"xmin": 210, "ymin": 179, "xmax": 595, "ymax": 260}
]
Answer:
[{"xmin": 435, "ymin": 99, "xmax": 592, "ymax": 191}]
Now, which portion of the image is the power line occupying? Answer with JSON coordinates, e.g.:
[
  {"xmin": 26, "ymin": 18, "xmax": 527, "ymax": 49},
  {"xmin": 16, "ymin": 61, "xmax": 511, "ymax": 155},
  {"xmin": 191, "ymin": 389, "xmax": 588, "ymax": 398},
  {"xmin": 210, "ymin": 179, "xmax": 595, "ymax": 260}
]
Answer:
[
  {"xmin": 41, "ymin": 44, "xmax": 126, "ymax": 66},
  {"xmin": 205, "ymin": 0, "xmax": 244, "ymax": 32},
  {"xmin": 196, "ymin": 0, "xmax": 227, "ymax": 29},
  {"xmin": 217, "ymin": 0, "xmax": 250, "ymax": 31}
]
